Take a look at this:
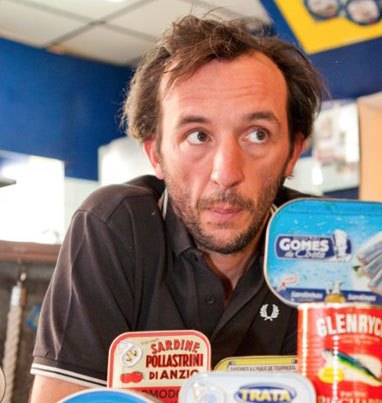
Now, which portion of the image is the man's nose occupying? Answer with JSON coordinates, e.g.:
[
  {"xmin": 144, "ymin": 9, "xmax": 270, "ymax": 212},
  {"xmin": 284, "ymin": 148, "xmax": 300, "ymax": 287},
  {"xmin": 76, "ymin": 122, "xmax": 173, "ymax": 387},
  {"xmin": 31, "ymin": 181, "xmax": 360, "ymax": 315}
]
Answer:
[{"xmin": 210, "ymin": 137, "xmax": 245, "ymax": 189}]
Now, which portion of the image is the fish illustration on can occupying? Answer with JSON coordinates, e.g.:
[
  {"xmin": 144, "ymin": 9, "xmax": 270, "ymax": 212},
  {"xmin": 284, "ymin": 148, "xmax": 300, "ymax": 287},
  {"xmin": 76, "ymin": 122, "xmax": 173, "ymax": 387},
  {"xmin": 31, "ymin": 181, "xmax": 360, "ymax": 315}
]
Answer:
[{"xmin": 321, "ymin": 349, "xmax": 382, "ymax": 387}]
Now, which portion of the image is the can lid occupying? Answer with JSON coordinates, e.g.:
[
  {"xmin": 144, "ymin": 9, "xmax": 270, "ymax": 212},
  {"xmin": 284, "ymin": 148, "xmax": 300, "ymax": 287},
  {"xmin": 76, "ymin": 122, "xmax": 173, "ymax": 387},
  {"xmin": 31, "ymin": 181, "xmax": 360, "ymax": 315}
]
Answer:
[
  {"xmin": 179, "ymin": 371, "xmax": 316, "ymax": 403},
  {"xmin": 59, "ymin": 388, "xmax": 158, "ymax": 403},
  {"xmin": 264, "ymin": 199, "xmax": 382, "ymax": 307},
  {"xmin": 297, "ymin": 301, "xmax": 382, "ymax": 310},
  {"xmin": 214, "ymin": 355, "xmax": 297, "ymax": 372}
]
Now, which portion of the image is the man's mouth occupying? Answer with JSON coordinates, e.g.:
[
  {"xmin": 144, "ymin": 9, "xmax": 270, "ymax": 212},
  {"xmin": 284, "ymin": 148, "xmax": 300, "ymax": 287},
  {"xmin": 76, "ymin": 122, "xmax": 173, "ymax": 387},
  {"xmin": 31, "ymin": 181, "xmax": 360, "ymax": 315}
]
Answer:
[
  {"xmin": 204, "ymin": 204, "xmax": 245, "ymax": 222},
  {"xmin": 208, "ymin": 203, "xmax": 242, "ymax": 214}
]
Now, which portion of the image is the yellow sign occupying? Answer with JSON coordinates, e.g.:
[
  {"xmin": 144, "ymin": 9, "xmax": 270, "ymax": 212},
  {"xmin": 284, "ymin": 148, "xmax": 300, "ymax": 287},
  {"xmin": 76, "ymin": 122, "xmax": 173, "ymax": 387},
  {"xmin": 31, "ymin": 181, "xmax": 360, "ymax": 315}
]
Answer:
[{"xmin": 274, "ymin": 0, "xmax": 382, "ymax": 53}]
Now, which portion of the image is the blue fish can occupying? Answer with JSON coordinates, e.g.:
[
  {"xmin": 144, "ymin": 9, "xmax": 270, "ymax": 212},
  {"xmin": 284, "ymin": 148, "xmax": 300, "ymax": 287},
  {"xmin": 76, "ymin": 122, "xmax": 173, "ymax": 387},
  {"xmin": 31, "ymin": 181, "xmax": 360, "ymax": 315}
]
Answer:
[{"xmin": 297, "ymin": 302, "xmax": 382, "ymax": 402}]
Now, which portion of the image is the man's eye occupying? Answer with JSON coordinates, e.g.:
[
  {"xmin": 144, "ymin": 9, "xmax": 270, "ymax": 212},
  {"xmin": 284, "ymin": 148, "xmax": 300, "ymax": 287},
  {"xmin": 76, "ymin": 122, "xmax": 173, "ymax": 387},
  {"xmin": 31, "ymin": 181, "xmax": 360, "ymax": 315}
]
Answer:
[
  {"xmin": 247, "ymin": 129, "xmax": 268, "ymax": 143},
  {"xmin": 187, "ymin": 130, "xmax": 209, "ymax": 144}
]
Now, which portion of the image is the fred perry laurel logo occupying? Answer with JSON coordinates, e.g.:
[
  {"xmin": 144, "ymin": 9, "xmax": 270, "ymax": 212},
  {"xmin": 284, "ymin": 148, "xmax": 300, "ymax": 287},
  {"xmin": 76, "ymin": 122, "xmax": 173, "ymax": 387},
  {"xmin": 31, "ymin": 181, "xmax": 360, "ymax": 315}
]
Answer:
[{"xmin": 260, "ymin": 304, "xmax": 279, "ymax": 321}]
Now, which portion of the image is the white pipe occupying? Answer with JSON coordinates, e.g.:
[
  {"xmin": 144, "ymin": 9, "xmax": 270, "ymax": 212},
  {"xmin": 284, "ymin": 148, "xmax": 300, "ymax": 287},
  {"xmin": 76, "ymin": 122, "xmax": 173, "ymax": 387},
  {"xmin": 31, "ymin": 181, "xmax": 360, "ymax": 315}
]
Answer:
[{"xmin": 1, "ymin": 272, "xmax": 27, "ymax": 403}]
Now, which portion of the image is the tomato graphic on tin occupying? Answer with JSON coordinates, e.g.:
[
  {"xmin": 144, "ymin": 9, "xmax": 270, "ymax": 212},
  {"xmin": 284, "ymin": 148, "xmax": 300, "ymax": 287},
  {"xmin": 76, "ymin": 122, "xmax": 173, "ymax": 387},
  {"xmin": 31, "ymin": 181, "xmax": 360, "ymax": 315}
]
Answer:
[{"xmin": 120, "ymin": 371, "xmax": 144, "ymax": 384}]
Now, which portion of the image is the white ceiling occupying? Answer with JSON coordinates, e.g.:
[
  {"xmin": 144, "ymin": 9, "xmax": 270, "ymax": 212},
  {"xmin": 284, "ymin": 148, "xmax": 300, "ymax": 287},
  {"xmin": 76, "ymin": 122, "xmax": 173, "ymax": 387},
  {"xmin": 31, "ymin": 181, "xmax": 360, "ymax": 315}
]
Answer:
[{"xmin": 0, "ymin": 0, "xmax": 271, "ymax": 66}]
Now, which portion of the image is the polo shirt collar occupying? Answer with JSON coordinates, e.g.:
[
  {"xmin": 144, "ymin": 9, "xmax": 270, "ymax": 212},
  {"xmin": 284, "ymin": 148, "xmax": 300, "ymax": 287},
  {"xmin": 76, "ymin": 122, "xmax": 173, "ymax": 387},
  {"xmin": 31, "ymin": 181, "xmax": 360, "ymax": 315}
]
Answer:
[{"xmin": 164, "ymin": 196, "xmax": 195, "ymax": 256}]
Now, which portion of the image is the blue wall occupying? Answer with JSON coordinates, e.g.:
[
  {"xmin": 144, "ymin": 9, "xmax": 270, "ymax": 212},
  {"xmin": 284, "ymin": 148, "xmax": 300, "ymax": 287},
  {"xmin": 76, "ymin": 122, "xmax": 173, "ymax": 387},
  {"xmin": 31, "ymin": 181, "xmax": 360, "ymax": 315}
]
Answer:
[
  {"xmin": 261, "ymin": 0, "xmax": 382, "ymax": 100},
  {"xmin": 1, "ymin": 6, "xmax": 381, "ymax": 180},
  {"xmin": 0, "ymin": 38, "xmax": 133, "ymax": 180},
  {"xmin": 310, "ymin": 37, "xmax": 382, "ymax": 100}
]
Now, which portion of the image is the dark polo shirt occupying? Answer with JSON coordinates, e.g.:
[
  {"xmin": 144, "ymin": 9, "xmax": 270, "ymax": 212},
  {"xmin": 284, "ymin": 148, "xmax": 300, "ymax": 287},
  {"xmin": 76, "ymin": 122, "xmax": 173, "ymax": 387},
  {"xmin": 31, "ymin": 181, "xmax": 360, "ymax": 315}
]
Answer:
[{"xmin": 31, "ymin": 175, "xmax": 303, "ymax": 387}]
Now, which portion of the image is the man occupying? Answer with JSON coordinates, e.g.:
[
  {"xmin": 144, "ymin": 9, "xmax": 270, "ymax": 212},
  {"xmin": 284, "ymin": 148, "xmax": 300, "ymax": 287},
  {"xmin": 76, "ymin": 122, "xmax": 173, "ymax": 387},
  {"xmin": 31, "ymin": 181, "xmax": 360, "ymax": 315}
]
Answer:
[{"xmin": 30, "ymin": 15, "xmax": 323, "ymax": 402}]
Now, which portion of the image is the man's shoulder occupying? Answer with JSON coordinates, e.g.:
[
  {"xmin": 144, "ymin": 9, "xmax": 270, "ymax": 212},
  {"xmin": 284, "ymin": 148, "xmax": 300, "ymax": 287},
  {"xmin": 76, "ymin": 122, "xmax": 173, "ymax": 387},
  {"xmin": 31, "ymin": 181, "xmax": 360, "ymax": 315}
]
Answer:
[{"xmin": 78, "ymin": 175, "xmax": 165, "ymax": 220}]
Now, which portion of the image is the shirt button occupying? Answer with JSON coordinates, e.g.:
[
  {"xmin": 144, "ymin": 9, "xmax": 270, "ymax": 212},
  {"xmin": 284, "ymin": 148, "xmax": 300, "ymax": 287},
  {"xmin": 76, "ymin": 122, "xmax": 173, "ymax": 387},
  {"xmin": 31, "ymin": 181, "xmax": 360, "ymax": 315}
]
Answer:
[{"xmin": 205, "ymin": 295, "xmax": 216, "ymax": 305}]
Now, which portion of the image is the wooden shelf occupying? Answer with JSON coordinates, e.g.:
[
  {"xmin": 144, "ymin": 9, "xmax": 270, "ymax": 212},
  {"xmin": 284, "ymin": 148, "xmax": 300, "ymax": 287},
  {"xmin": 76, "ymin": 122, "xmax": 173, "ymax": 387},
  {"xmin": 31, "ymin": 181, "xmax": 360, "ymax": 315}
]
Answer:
[{"xmin": 0, "ymin": 240, "xmax": 60, "ymax": 264}]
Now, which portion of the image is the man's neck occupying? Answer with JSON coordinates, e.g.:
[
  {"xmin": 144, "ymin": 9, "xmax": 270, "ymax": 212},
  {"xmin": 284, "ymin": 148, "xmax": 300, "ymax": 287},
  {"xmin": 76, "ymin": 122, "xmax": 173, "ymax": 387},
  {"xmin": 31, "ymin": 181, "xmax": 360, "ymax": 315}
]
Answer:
[{"xmin": 203, "ymin": 242, "xmax": 257, "ymax": 288}]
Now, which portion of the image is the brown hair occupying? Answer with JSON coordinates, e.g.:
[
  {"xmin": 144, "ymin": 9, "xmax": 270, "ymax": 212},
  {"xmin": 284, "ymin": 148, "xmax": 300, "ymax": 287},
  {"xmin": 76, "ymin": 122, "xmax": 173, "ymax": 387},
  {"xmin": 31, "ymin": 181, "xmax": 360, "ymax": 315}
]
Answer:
[{"xmin": 123, "ymin": 15, "xmax": 324, "ymax": 145}]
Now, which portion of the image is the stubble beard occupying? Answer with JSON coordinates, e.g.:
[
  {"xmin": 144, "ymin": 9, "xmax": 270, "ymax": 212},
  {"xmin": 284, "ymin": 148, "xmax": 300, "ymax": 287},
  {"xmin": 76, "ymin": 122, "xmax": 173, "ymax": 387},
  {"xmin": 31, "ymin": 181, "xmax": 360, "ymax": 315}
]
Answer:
[{"xmin": 162, "ymin": 167, "xmax": 287, "ymax": 255}]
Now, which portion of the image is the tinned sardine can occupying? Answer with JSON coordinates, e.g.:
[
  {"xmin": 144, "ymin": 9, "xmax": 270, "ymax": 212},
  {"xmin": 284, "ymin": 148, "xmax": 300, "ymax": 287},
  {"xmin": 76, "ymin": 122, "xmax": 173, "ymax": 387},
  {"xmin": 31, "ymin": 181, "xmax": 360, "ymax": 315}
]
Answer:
[{"xmin": 297, "ymin": 303, "xmax": 382, "ymax": 402}]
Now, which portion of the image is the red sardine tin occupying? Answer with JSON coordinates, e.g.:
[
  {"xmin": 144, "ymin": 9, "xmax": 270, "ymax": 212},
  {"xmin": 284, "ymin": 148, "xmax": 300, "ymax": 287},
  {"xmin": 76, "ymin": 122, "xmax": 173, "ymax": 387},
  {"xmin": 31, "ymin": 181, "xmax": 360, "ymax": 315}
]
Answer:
[
  {"xmin": 107, "ymin": 330, "xmax": 211, "ymax": 403},
  {"xmin": 297, "ymin": 303, "xmax": 382, "ymax": 402}
]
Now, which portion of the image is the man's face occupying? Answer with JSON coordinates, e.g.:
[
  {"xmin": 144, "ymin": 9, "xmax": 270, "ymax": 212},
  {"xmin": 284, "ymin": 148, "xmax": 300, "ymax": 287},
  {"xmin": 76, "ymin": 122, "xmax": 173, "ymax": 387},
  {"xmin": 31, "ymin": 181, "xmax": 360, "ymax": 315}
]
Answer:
[{"xmin": 145, "ymin": 52, "xmax": 303, "ymax": 255}]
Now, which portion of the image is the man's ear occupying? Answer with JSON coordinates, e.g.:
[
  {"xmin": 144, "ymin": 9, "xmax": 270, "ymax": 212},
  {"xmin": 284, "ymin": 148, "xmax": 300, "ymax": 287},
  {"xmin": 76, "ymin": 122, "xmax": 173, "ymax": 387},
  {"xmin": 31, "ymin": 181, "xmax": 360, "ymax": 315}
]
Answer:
[
  {"xmin": 285, "ymin": 132, "xmax": 305, "ymax": 177},
  {"xmin": 144, "ymin": 138, "xmax": 164, "ymax": 179}
]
